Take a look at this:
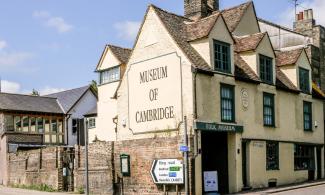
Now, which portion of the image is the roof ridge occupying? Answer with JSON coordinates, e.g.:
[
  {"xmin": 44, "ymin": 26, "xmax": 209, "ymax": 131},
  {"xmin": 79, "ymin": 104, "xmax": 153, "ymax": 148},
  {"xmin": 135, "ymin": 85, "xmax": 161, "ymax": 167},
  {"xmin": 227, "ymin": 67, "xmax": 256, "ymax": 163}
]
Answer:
[
  {"xmin": 234, "ymin": 32, "xmax": 265, "ymax": 38},
  {"xmin": 149, "ymin": 4, "xmax": 192, "ymax": 21},
  {"xmin": 107, "ymin": 44, "xmax": 132, "ymax": 51},
  {"xmin": 45, "ymin": 85, "xmax": 89, "ymax": 96},
  {"xmin": 185, "ymin": 12, "xmax": 220, "ymax": 24},
  {"xmin": 258, "ymin": 18, "xmax": 308, "ymax": 37},
  {"xmin": 0, "ymin": 92, "xmax": 58, "ymax": 99},
  {"xmin": 220, "ymin": 1, "xmax": 252, "ymax": 13}
]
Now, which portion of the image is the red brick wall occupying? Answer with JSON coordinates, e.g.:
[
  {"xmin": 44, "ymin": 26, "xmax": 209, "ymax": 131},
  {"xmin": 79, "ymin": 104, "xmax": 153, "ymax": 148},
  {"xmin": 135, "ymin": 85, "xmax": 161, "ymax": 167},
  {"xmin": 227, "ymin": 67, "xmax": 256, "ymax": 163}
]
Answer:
[{"xmin": 74, "ymin": 136, "xmax": 190, "ymax": 195}]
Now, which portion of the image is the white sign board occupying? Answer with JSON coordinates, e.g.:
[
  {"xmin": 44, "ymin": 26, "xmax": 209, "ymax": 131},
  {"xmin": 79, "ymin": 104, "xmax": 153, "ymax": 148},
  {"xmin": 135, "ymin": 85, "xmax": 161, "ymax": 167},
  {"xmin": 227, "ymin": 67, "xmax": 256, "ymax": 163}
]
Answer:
[
  {"xmin": 127, "ymin": 53, "xmax": 182, "ymax": 133},
  {"xmin": 150, "ymin": 159, "xmax": 184, "ymax": 184},
  {"xmin": 204, "ymin": 171, "xmax": 218, "ymax": 192}
]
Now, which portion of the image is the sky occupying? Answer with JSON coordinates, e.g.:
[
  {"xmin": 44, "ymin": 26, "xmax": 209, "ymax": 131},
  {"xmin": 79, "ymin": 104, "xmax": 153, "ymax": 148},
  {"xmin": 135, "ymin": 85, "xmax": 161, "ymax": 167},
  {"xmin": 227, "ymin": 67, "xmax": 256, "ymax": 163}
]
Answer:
[{"xmin": 0, "ymin": 0, "xmax": 324, "ymax": 95}]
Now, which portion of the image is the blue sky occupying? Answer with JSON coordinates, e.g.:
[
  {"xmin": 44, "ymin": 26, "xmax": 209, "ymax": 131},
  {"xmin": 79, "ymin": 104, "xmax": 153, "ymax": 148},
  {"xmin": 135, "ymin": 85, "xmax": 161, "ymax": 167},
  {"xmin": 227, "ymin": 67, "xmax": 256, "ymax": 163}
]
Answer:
[{"xmin": 0, "ymin": 0, "xmax": 322, "ymax": 95}]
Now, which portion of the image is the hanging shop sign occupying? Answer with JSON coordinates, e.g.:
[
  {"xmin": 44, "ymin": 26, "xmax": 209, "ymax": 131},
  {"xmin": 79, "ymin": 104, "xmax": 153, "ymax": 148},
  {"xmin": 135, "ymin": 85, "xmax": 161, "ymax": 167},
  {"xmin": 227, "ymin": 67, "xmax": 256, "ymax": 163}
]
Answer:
[
  {"xmin": 194, "ymin": 121, "xmax": 244, "ymax": 133},
  {"xmin": 127, "ymin": 53, "xmax": 183, "ymax": 134},
  {"xmin": 150, "ymin": 159, "xmax": 184, "ymax": 184}
]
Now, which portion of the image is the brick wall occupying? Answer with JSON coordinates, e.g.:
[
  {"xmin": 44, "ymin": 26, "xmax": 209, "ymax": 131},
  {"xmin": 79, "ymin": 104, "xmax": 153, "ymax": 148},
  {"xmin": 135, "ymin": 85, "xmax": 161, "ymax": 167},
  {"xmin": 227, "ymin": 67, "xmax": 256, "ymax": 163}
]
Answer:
[
  {"xmin": 75, "ymin": 136, "xmax": 192, "ymax": 195},
  {"xmin": 74, "ymin": 141, "xmax": 114, "ymax": 195},
  {"xmin": 7, "ymin": 147, "xmax": 62, "ymax": 190}
]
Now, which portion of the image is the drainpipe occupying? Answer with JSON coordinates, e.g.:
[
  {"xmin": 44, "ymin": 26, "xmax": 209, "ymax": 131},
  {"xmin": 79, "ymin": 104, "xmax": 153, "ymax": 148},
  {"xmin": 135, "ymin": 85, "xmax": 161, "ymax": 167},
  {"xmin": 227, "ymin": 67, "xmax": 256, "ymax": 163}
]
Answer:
[
  {"xmin": 65, "ymin": 114, "xmax": 71, "ymax": 145},
  {"xmin": 191, "ymin": 67, "xmax": 198, "ymax": 195}
]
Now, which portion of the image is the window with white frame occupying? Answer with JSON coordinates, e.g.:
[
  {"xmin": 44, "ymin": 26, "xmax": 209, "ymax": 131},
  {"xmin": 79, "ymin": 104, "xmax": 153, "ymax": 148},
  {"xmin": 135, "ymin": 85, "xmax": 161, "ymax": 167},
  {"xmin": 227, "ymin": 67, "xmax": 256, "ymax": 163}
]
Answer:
[
  {"xmin": 88, "ymin": 118, "xmax": 96, "ymax": 129},
  {"xmin": 100, "ymin": 66, "xmax": 120, "ymax": 84}
]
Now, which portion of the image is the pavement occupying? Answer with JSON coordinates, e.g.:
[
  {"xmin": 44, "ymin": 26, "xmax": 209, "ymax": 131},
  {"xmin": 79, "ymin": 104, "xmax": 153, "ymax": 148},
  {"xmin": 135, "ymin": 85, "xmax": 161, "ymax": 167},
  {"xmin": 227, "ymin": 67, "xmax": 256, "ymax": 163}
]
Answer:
[
  {"xmin": 0, "ymin": 186, "xmax": 72, "ymax": 195},
  {"xmin": 236, "ymin": 179, "xmax": 325, "ymax": 194}
]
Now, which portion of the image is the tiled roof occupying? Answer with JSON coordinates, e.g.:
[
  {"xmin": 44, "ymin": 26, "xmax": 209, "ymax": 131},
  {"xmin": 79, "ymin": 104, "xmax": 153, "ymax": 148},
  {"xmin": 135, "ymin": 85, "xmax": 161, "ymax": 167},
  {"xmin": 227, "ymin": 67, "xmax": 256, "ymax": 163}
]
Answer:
[
  {"xmin": 234, "ymin": 53, "xmax": 260, "ymax": 82},
  {"xmin": 45, "ymin": 86, "xmax": 91, "ymax": 113},
  {"xmin": 221, "ymin": 1, "xmax": 252, "ymax": 32},
  {"xmin": 108, "ymin": 45, "xmax": 132, "ymax": 64},
  {"xmin": 275, "ymin": 66, "xmax": 299, "ymax": 92},
  {"xmin": 276, "ymin": 48, "xmax": 304, "ymax": 66},
  {"xmin": 234, "ymin": 33, "xmax": 266, "ymax": 52},
  {"xmin": 0, "ymin": 93, "xmax": 64, "ymax": 114},
  {"xmin": 186, "ymin": 13, "xmax": 221, "ymax": 41},
  {"xmin": 152, "ymin": 5, "xmax": 212, "ymax": 71}
]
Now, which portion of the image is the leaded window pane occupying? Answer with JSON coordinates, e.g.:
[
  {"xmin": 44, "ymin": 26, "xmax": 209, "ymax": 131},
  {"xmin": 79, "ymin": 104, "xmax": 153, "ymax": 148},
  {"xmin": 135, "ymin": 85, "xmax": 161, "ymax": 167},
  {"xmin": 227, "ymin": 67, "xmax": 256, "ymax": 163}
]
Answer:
[
  {"xmin": 266, "ymin": 142, "xmax": 279, "ymax": 170},
  {"xmin": 260, "ymin": 55, "xmax": 273, "ymax": 84},
  {"xmin": 303, "ymin": 101, "xmax": 312, "ymax": 131},
  {"xmin": 299, "ymin": 68, "xmax": 310, "ymax": 93},
  {"xmin": 221, "ymin": 85, "xmax": 234, "ymax": 122},
  {"xmin": 214, "ymin": 40, "xmax": 231, "ymax": 73},
  {"xmin": 263, "ymin": 93, "xmax": 274, "ymax": 126},
  {"xmin": 100, "ymin": 66, "xmax": 120, "ymax": 84}
]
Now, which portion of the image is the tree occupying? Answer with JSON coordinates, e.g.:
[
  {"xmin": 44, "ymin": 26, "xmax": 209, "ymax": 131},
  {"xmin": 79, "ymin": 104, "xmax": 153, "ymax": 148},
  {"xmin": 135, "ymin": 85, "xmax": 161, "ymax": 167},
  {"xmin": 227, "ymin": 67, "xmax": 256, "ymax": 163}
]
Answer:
[{"xmin": 31, "ymin": 89, "xmax": 40, "ymax": 96}]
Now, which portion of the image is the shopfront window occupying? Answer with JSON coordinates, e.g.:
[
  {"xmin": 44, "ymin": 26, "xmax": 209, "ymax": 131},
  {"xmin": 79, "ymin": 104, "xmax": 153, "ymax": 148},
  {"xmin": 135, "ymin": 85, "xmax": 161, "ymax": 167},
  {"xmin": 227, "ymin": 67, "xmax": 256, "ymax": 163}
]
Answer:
[
  {"xmin": 294, "ymin": 145, "xmax": 314, "ymax": 170},
  {"xmin": 266, "ymin": 142, "xmax": 279, "ymax": 170}
]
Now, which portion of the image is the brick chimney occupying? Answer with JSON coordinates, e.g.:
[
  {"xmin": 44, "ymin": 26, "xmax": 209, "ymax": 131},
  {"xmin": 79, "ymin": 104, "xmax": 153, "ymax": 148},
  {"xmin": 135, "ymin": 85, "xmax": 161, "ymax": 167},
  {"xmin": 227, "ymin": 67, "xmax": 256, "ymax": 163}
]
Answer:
[
  {"xmin": 184, "ymin": 0, "xmax": 219, "ymax": 20},
  {"xmin": 294, "ymin": 9, "xmax": 315, "ymax": 35}
]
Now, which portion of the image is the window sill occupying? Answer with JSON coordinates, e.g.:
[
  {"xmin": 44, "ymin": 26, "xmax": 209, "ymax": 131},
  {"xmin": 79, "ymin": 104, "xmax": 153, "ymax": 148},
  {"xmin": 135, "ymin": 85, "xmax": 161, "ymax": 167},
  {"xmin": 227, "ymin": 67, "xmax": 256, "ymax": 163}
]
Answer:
[
  {"xmin": 266, "ymin": 169, "xmax": 280, "ymax": 171},
  {"xmin": 98, "ymin": 79, "xmax": 121, "ymax": 87},
  {"xmin": 264, "ymin": 125, "xmax": 276, "ymax": 128},
  {"xmin": 260, "ymin": 81, "xmax": 275, "ymax": 86},
  {"xmin": 213, "ymin": 70, "xmax": 233, "ymax": 77},
  {"xmin": 304, "ymin": 129, "xmax": 313, "ymax": 132},
  {"xmin": 221, "ymin": 120, "xmax": 236, "ymax": 124},
  {"xmin": 294, "ymin": 169, "xmax": 309, "ymax": 171}
]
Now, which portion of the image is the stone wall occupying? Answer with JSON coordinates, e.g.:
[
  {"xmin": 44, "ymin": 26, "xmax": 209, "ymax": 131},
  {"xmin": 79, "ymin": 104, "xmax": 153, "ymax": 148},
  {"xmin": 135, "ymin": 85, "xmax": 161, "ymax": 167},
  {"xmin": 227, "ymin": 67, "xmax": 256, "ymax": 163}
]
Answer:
[
  {"xmin": 74, "ymin": 136, "xmax": 191, "ymax": 195},
  {"xmin": 7, "ymin": 147, "xmax": 64, "ymax": 190},
  {"xmin": 74, "ymin": 141, "xmax": 114, "ymax": 195}
]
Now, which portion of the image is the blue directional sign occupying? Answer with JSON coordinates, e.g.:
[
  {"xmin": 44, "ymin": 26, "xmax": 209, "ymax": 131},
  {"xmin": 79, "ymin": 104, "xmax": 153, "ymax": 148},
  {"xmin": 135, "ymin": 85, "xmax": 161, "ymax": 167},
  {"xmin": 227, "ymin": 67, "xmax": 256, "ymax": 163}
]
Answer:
[{"xmin": 179, "ymin": 145, "xmax": 189, "ymax": 152}]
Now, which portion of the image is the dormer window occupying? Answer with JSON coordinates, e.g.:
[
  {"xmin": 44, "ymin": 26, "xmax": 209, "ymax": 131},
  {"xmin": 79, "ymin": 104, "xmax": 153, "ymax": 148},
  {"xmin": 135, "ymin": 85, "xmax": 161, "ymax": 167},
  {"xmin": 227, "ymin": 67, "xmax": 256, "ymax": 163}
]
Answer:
[
  {"xmin": 259, "ymin": 55, "xmax": 273, "ymax": 84},
  {"xmin": 214, "ymin": 40, "xmax": 231, "ymax": 73},
  {"xmin": 99, "ymin": 66, "xmax": 120, "ymax": 85},
  {"xmin": 299, "ymin": 67, "xmax": 310, "ymax": 94}
]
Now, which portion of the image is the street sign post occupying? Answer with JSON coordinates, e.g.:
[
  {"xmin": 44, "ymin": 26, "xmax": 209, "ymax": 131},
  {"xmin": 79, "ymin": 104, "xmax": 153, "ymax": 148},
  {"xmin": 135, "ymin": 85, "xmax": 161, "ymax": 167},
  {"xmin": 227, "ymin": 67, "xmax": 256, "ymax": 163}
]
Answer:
[{"xmin": 150, "ymin": 159, "xmax": 184, "ymax": 184}]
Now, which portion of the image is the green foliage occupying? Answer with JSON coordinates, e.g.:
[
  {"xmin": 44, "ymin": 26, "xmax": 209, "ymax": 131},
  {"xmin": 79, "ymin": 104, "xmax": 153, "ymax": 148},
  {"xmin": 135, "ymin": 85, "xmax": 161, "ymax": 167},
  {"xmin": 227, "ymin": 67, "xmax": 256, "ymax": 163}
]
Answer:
[
  {"xmin": 31, "ymin": 89, "xmax": 40, "ymax": 96},
  {"xmin": 11, "ymin": 183, "xmax": 56, "ymax": 192},
  {"xmin": 77, "ymin": 187, "xmax": 85, "ymax": 194}
]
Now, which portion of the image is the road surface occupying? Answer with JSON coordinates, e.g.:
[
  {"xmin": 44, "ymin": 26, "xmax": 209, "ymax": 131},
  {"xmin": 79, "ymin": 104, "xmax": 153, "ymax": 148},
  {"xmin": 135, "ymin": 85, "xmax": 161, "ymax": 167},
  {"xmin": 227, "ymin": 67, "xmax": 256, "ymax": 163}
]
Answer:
[{"xmin": 0, "ymin": 186, "xmax": 72, "ymax": 195}]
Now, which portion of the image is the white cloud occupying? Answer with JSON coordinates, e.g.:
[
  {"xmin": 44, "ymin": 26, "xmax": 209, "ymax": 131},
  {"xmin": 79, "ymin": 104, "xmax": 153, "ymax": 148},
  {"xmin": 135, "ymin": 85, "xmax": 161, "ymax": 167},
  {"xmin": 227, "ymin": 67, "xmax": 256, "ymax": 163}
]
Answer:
[
  {"xmin": 278, "ymin": 0, "xmax": 325, "ymax": 27},
  {"xmin": 0, "ymin": 51, "xmax": 35, "ymax": 72},
  {"xmin": 39, "ymin": 86, "xmax": 65, "ymax": 95},
  {"xmin": 0, "ymin": 40, "xmax": 7, "ymax": 50},
  {"xmin": 1, "ymin": 80, "xmax": 21, "ymax": 93},
  {"xmin": 33, "ymin": 10, "xmax": 73, "ymax": 33},
  {"xmin": 0, "ymin": 51, "xmax": 34, "ymax": 66},
  {"xmin": 114, "ymin": 21, "xmax": 141, "ymax": 41}
]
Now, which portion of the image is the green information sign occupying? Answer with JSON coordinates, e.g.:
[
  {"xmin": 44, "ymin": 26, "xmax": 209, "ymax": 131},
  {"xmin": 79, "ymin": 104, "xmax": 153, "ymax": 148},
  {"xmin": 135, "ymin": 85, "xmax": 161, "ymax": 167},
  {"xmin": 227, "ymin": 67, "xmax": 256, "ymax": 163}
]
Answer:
[{"xmin": 194, "ymin": 121, "xmax": 243, "ymax": 133}]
